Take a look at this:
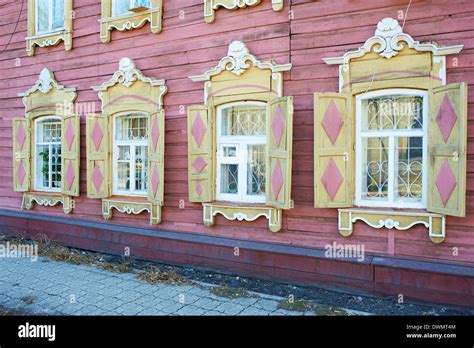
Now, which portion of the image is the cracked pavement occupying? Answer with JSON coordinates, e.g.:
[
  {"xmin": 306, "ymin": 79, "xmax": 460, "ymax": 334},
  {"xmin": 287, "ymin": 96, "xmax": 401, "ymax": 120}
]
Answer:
[{"xmin": 0, "ymin": 254, "xmax": 316, "ymax": 316}]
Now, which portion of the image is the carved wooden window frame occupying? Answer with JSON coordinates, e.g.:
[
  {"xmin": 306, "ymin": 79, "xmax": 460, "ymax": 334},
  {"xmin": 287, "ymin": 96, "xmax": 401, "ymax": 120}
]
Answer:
[
  {"xmin": 204, "ymin": 0, "xmax": 284, "ymax": 23},
  {"xmin": 26, "ymin": 0, "xmax": 73, "ymax": 56},
  {"xmin": 314, "ymin": 18, "xmax": 467, "ymax": 243},
  {"xmin": 14, "ymin": 68, "xmax": 79, "ymax": 214},
  {"xmin": 188, "ymin": 41, "xmax": 292, "ymax": 232},
  {"xmin": 99, "ymin": 0, "xmax": 163, "ymax": 43},
  {"xmin": 89, "ymin": 57, "xmax": 167, "ymax": 225}
]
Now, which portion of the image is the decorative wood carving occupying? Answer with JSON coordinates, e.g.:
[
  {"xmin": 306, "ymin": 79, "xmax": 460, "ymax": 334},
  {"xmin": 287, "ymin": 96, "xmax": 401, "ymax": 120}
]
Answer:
[
  {"xmin": 24, "ymin": 192, "xmax": 74, "ymax": 214},
  {"xmin": 203, "ymin": 203, "xmax": 282, "ymax": 232},
  {"xmin": 204, "ymin": 0, "xmax": 283, "ymax": 23},
  {"xmin": 26, "ymin": 0, "xmax": 73, "ymax": 56},
  {"xmin": 100, "ymin": 0, "xmax": 163, "ymax": 43},
  {"xmin": 338, "ymin": 209, "xmax": 446, "ymax": 244},
  {"xmin": 102, "ymin": 199, "xmax": 160, "ymax": 225}
]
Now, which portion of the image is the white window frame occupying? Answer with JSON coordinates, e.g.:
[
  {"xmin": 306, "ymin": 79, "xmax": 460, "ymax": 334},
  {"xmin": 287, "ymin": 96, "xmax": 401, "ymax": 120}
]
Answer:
[
  {"xmin": 112, "ymin": 0, "xmax": 150, "ymax": 16},
  {"xmin": 35, "ymin": 0, "xmax": 65, "ymax": 35},
  {"xmin": 216, "ymin": 101, "xmax": 267, "ymax": 204},
  {"xmin": 355, "ymin": 89, "xmax": 428, "ymax": 209},
  {"xmin": 112, "ymin": 112, "xmax": 149, "ymax": 197},
  {"xmin": 33, "ymin": 116, "xmax": 62, "ymax": 192}
]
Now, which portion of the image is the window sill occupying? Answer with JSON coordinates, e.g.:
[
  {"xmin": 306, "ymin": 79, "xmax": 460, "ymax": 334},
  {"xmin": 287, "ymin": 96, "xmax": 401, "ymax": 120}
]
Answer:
[
  {"xmin": 26, "ymin": 30, "xmax": 71, "ymax": 57},
  {"xmin": 23, "ymin": 192, "xmax": 74, "ymax": 214},
  {"xmin": 99, "ymin": 6, "xmax": 162, "ymax": 43},
  {"xmin": 102, "ymin": 198, "xmax": 160, "ymax": 225},
  {"xmin": 338, "ymin": 208, "xmax": 445, "ymax": 243},
  {"xmin": 203, "ymin": 202, "xmax": 282, "ymax": 232}
]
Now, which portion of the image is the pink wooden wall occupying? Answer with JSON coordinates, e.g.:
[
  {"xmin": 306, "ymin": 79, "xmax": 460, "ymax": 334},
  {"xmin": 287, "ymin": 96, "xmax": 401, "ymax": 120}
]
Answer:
[{"xmin": 0, "ymin": 0, "xmax": 473, "ymax": 264}]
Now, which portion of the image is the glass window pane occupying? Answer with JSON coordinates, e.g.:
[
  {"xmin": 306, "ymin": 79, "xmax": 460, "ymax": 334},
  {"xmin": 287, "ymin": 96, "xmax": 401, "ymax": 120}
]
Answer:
[
  {"xmin": 220, "ymin": 164, "xmax": 238, "ymax": 194},
  {"xmin": 361, "ymin": 137, "xmax": 389, "ymax": 200},
  {"xmin": 221, "ymin": 105, "xmax": 266, "ymax": 136},
  {"xmin": 396, "ymin": 137, "xmax": 423, "ymax": 201},
  {"xmin": 247, "ymin": 145, "xmax": 266, "ymax": 195},
  {"xmin": 52, "ymin": 0, "xmax": 65, "ymax": 30},
  {"xmin": 37, "ymin": 0, "xmax": 49, "ymax": 33},
  {"xmin": 116, "ymin": 115, "xmax": 148, "ymax": 141},
  {"xmin": 134, "ymin": 0, "xmax": 151, "ymax": 7},
  {"xmin": 223, "ymin": 146, "xmax": 237, "ymax": 157},
  {"xmin": 117, "ymin": 145, "xmax": 130, "ymax": 191},
  {"xmin": 36, "ymin": 144, "xmax": 50, "ymax": 188},
  {"xmin": 51, "ymin": 144, "xmax": 62, "ymax": 189},
  {"xmin": 113, "ymin": 0, "xmax": 131, "ymax": 15},
  {"xmin": 135, "ymin": 146, "xmax": 148, "ymax": 192},
  {"xmin": 363, "ymin": 95, "xmax": 423, "ymax": 131}
]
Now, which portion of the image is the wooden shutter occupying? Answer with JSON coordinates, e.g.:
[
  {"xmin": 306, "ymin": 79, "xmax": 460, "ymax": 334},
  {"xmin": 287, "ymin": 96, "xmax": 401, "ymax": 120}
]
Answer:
[
  {"xmin": 148, "ymin": 110, "xmax": 165, "ymax": 205},
  {"xmin": 314, "ymin": 93, "xmax": 353, "ymax": 208},
  {"xmin": 12, "ymin": 118, "xmax": 30, "ymax": 192},
  {"xmin": 266, "ymin": 97, "xmax": 293, "ymax": 209},
  {"xmin": 86, "ymin": 113, "xmax": 110, "ymax": 199},
  {"xmin": 188, "ymin": 105, "xmax": 214, "ymax": 202},
  {"xmin": 427, "ymin": 83, "xmax": 468, "ymax": 217},
  {"xmin": 61, "ymin": 114, "xmax": 80, "ymax": 196}
]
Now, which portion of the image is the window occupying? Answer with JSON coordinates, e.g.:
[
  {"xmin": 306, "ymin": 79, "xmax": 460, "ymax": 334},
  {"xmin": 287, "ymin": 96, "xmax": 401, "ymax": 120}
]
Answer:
[
  {"xmin": 26, "ymin": 0, "xmax": 73, "ymax": 56},
  {"xmin": 36, "ymin": 0, "xmax": 65, "ymax": 34},
  {"xmin": 216, "ymin": 102, "xmax": 267, "ymax": 203},
  {"xmin": 100, "ymin": 0, "xmax": 162, "ymax": 43},
  {"xmin": 113, "ymin": 113, "xmax": 149, "ymax": 196},
  {"xmin": 34, "ymin": 117, "xmax": 62, "ymax": 192},
  {"xmin": 113, "ymin": 0, "xmax": 151, "ymax": 16},
  {"xmin": 356, "ymin": 90, "xmax": 427, "ymax": 209}
]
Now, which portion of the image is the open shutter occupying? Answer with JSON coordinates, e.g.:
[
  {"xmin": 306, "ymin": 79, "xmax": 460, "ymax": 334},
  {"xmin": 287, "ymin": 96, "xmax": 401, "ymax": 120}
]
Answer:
[
  {"xmin": 86, "ymin": 113, "xmax": 110, "ymax": 199},
  {"xmin": 314, "ymin": 93, "xmax": 353, "ymax": 208},
  {"xmin": 427, "ymin": 83, "xmax": 467, "ymax": 217},
  {"xmin": 12, "ymin": 118, "xmax": 30, "ymax": 192},
  {"xmin": 148, "ymin": 110, "xmax": 165, "ymax": 205},
  {"xmin": 188, "ymin": 105, "xmax": 214, "ymax": 202},
  {"xmin": 266, "ymin": 97, "xmax": 293, "ymax": 209},
  {"xmin": 61, "ymin": 114, "xmax": 80, "ymax": 196}
]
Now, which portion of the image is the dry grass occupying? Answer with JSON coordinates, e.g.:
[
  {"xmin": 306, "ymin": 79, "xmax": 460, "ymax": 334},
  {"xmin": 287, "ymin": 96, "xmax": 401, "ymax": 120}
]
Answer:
[
  {"xmin": 278, "ymin": 298, "xmax": 313, "ymax": 312},
  {"xmin": 136, "ymin": 266, "xmax": 190, "ymax": 285},
  {"xmin": 210, "ymin": 286, "xmax": 254, "ymax": 299},
  {"xmin": 96, "ymin": 260, "xmax": 134, "ymax": 273}
]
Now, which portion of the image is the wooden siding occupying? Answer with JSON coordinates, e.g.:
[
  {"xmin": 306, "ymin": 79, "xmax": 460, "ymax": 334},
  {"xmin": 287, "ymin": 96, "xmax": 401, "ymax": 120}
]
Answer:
[{"xmin": 0, "ymin": 0, "xmax": 473, "ymax": 264}]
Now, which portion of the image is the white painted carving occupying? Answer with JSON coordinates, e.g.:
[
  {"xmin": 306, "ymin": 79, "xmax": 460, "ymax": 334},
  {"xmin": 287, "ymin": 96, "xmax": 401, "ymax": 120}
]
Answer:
[
  {"xmin": 324, "ymin": 18, "xmax": 463, "ymax": 65},
  {"xmin": 18, "ymin": 68, "xmax": 76, "ymax": 98},
  {"xmin": 190, "ymin": 41, "xmax": 292, "ymax": 81}
]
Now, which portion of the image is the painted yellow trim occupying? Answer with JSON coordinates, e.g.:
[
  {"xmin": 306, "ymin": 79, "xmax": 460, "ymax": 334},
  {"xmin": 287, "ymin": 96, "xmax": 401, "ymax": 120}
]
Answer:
[
  {"xmin": 99, "ymin": 0, "xmax": 163, "ymax": 43},
  {"xmin": 204, "ymin": 0, "xmax": 283, "ymax": 23},
  {"xmin": 338, "ymin": 209, "xmax": 445, "ymax": 244},
  {"xmin": 24, "ymin": 192, "xmax": 74, "ymax": 214},
  {"xmin": 26, "ymin": 0, "xmax": 73, "ymax": 56},
  {"xmin": 102, "ymin": 198, "xmax": 160, "ymax": 225},
  {"xmin": 203, "ymin": 203, "xmax": 282, "ymax": 232}
]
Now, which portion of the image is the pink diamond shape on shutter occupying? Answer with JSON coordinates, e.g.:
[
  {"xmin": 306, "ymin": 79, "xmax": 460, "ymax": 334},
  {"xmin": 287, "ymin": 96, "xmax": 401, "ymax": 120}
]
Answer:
[
  {"xmin": 65, "ymin": 161, "xmax": 75, "ymax": 189},
  {"xmin": 192, "ymin": 113, "xmax": 206, "ymax": 147},
  {"xmin": 195, "ymin": 182, "xmax": 203, "ymax": 196},
  {"xmin": 17, "ymin": 161, "xmax": 26, "ymax": 186},
  {"xmin": 65, "ymin": 120, "xmax": 75, "ymax": 151},
  {"xmin": 17, "ymin": 123, "xmax": 26, "ymax": 150},
  {"xmin": 151, "ymin": 117, "xmax": 160, "ymax": 151},
  {"xmin": 436, "ymin": 94, "xmax": 457, "ymax": 142},
  {"xmin": 151, "ymin": 165, "xmax": 159, "ymax": 197},
  {"xmin": 91, "ymin": 120, "xmax": 104, "ymax": 151},
  {"xmin": 271, "ymin": 160, "xmax": 284, "ymax": 199},
  {"xmin": 91, "ymin": 165, "xmax": 104, "ymax": 193},
  {"xmin": 192, "ymin": 156, "xmax": 207, "ymax": 173},
  {"xmin": 272, "ymin": 106, "xmax": 285, "ymax": 146},
  {"xmin": 321, "ymin": 158, "xmax": 343, "ymax": 200},
  {"xmin": 321, "ymin": 101, "xmax": 343, "ymax": 145},
  {"xmin": 435, "ymin": 159, "xmax": 457, "ymax": 205}
]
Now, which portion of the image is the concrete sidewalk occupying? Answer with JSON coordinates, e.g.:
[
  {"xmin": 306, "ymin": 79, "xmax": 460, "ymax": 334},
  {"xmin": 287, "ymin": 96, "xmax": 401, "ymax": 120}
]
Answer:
[{"xmin": 0, "ymin": 254, "xmax": 331, "ymax": 316}]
